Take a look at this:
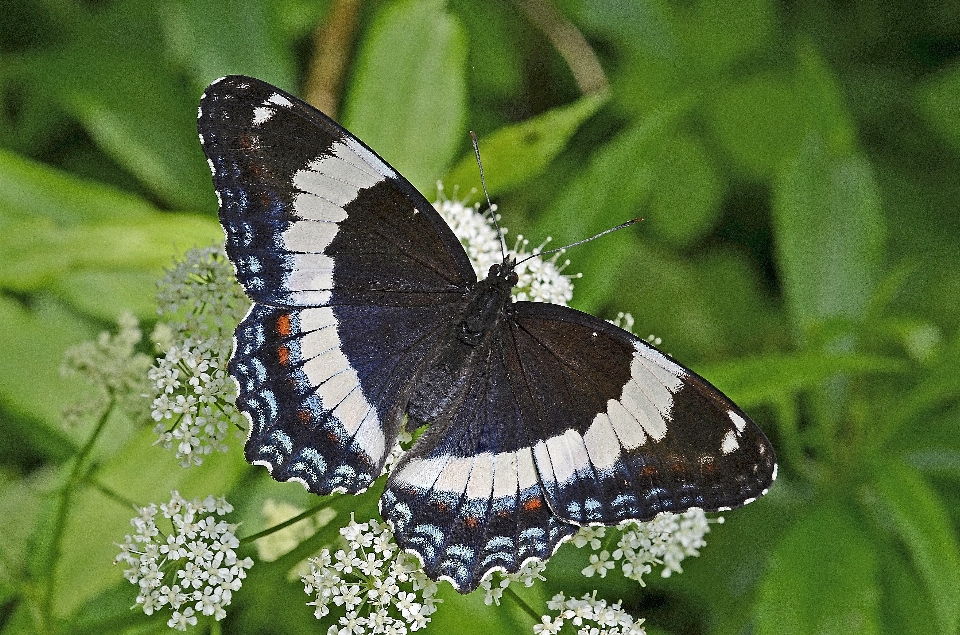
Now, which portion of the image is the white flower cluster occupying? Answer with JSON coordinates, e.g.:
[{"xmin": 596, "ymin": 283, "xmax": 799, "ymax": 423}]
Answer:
[
  {"xmin": 115, "ymin": 491, "xmax": 253, "ymax": 630},
  {"xmin": 148, "ymin": 247, "xmax": 248, "ymax": 466},
  {"xmin": 574, "ymin": 509, "xmax": 715, "ymax": 583},
  {"xmin": 479, "ymin": 559, "xmax": 547, "ymax": 606},
  {"xmin": 609, "ymin": 312, "xmax": 635, "ymax": 334},
  {"xmin": 535, "ymin": 592, "xmax": 646, "ymax": 635},
  {"xmin": 155, "ymin": 245, "xmax": 249, "ymax": 335},
  {"xmin": 302, "ymin": 515, "xmax": 439, "ymax": 635},
  {"xmin": 434, "ymin": 189, "xmax": 504, "ymax": 279},
  {"xmin": 60, "ymin": 311, "xmax": 151, "ymax": 424},
  {"xmin": 149, "ymin": 336, "xmax": 241, "ymax": 467},
  {"xmin": 434, "ymin": 192, "xmax": 576, "ymax": 306}
]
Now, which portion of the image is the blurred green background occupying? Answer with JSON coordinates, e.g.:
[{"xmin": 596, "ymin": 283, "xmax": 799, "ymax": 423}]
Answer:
[{"xmin": 2, "ymin": 0, "xmax": 960, "ymax": 634}]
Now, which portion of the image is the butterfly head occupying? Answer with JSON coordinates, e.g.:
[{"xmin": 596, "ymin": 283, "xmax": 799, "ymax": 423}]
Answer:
[{"xmin": 487, "ymin": 260, "xmax": 519, "ymax": 288}]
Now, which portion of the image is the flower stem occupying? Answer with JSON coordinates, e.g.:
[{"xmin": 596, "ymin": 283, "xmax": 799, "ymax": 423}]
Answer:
[
  {"xmin": 239, "ymin": 495, "xmax": 341, "ymax": 545},
  {"xmin": 503, "ymin": 585, "xmax": 542, "ymax": 622},
  {"xmin": 40, "ymin": 397, "xmax": 116, "ymax": 632}
]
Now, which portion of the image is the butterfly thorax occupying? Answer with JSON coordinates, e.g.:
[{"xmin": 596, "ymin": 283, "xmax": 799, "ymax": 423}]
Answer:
[
  {"xmin": 405, "ymin": 261, "xmax": 518, "ymax": 429},
  {"xmin": 457, "ymin": 261, "xmax": 518, "ymax": 345}
]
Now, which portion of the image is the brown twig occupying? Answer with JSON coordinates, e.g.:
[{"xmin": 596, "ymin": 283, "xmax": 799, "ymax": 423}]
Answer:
[
  {"xmin": 303, "ymin": 0, "xmax": 362, "ymax": 116},
  {"xmin": 515, "ymin": 0, "xmax": 609, "ymax": 96}
]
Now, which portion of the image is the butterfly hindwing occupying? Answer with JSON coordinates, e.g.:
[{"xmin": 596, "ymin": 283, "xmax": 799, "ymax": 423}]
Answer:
[
  {"xmin": 232, "ymin": 302, "xmax": 466, "ymax": 493},
  {"xmin": 509, "ymin": 301, "xmax": 776, "ymax": 525},
  {"xmin": 199, "ymin": 76, "xmax": 477, "ymax": 492},
  {"xmin": 382, "ymin": 336, "xmax": 576, "ymax": 591}
]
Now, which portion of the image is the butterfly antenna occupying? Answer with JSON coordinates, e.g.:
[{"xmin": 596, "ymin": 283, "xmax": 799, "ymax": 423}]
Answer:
[
  {"xmin": 470, "ymin": 131, "xmax": 508, "ymax": 262},
  {"xmin": 515, "ymin": 217, "xmax": 643, "ymax": 265}
]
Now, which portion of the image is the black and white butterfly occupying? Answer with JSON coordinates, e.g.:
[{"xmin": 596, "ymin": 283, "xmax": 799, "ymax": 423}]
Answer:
[{"xmin": 197, "ymin": 75, "xmax": 776, "ymax": 593}]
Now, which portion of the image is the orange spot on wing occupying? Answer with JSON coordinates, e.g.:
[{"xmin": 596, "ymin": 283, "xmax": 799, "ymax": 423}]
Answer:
[
  {"xmin": 522, "ymin": 497, "xmax": 543, "ymax": 512},
  {"xmin": 464, "ymin": 516, "xmax": 479, "ymax": 528},
  {"xmin": 277, "ymin": 346, "xmax": 290, "ymax": 366},
  {"xmin": 297, "ymin": 409, "xmax": 312, "ymax": 425},
  {"xmin": 276, "ymin": 313, "xmax": 292, "ymax": 337}
]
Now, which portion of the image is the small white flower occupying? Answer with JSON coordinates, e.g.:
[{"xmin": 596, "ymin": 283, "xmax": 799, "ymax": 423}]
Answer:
[
  {"xmin": 539, "ymin": 593, "xmax": 645, "ymax": 635},
  {"xmin": 533, "ymin": 615, "xmax": 564, "ymax": 635},
  {"xmin": 61, "ymin": 312, "xmax": 152, "ymax": 426},
  {"xmin": 341, "ymin": 517, "xmax": 371, "ymax": 545},
  {"xmin": 116, "ymin": 491, "xmax": 252, "ymax": 626},
  {"xmin": 564, "ymin": 597, "xmax": 595, "ymax": 625},
  {"xmin": 479, "ymin": 559, "xmax": 547, "ymax": 605},
  {"xmin": 301, "ymin": 516, "xmax": 440, "ymax": 634},
  {"xmin": 168, "ymin": 606, "xmax": 198, "ymax": 631},
  {"xmin": 573, "ymin": 525, "xmax": 606, "ymax": 549},
  {"xmin": 582, "ymin": 550, "xmax": 616, "ymax": 578}
]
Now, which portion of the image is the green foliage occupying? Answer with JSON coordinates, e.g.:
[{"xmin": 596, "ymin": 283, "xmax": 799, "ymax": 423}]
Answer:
[{"xmin": 1, "ymin": 0, "xmax": 959, "ymax": 634}]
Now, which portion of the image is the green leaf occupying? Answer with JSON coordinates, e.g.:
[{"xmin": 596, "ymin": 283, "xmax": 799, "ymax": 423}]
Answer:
[
  {"xmin": 159, "ymin": 0, "xmax": 297, "ymax": 90},
  {"xmin": 706, "ymin": 40, "xmax": 854, "ymax": 179},
  {"xmin": 0, "ymin": 147, "xmax": 161, "ymax": 224},
  {"xmin": 794, "ymin": 39, "xmax": 857, "ymax": 156},
  {"xmin": 644, "ymin": 134, "xmax": 722, "ymax": 248},
  {"xmin": 441, "ymin": 91, "xmax": 608, "ymax": 198},
  {"xmin": 535, "ymin": 100, "xmax": 687, "ymax": 313},
  {"xmin": 453, "ymin": 0, "xmax": 523, "ymax": 101},
  {"xmin": 917, "ymin": 60, "xmax": 960, "ymax": 152},
  {"xmin": 0, "ymin": 297, "xmax": 92, "ymax": 449},
  {"xmin": 25, "ymin": 0, "xmax": 213, "ymax": 210},
  {"xmin": 706, "ymin": 71, "xmax": 805, "ymax": 179},
  {"xmin": 772, "ymin": 137, "xmax": 885, "ymax": 338},
  {"xmin": 0, "ymin": 470, "xmax": 55, "ymax": 599},
  {"xmin": 700, "ymin": 352, "xmax": 907, "ymax": 409},
  {"xmin": 603, "ymin": 244, "xmax": 777, "ymax": 361},
  {"xmin": 865, "ymin": 458, "xmax": 960, "ymax": 635},
  {"xmin": 0, "ymin": 149, "xmax": 223, "ymax": 320},
  {"xmin": 755, "ymin": 504, "xmax": 882, "ymax": 635},
  {"xmin": 0, "ymin": 214, "xmax": 222, "ymax": 291},
  {"xmin": 342, "ymin": 0, "xmax": 467, "ymax": 192},
  {"xmin": 674, "ymin": 0, "xmax": 775, "ymax": 74},
  {"xmin": 878, "ymin": 542, "xmax": 940, "ymax": 635}
]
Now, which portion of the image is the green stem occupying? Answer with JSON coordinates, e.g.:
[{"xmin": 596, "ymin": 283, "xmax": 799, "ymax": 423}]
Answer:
[
  {"xmin": 40, "ymin": 397, "xmax": 116, "ymax": 632},
  {"xmin": 503, "ymin": 585, "xmax": 542, "ymax": 622},
  {"xmin": 88, "ymin": 478, "xmax": 139, "ymax": 509},
  {"xmin": 239, "ymin": 495, "xmax": 341, "ymax": 545}
]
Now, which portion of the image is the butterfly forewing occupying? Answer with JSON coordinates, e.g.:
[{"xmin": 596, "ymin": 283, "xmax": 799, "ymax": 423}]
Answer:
[
  {"xmin": 509, "ymin": 302, "xmax": 776, "ymax": 524},
  {"xmin": 382, "ymin": 301, "xmax": 775, "ymax": 591},
  {"xmin": 199, "ymin": 76, "xmax": 476, "ymax": 492},
  {"xmin": 198, "ymin": 75, "xmax": 475, "ymax": 306}
]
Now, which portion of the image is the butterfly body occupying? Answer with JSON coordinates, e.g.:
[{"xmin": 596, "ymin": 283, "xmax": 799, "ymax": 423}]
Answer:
[
  {"xmin": 408, "ymin": 262, "xmax": 517, "ymax": 427},
  {"xmin": 198, "ymin": 75, "xmax": 776, "ymax": 592}
]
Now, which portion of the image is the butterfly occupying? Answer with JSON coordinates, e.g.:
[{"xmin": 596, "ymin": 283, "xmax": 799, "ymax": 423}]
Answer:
[{"xmin": 197, "ymin": 75, "xmax": 776, "ymax": 593}]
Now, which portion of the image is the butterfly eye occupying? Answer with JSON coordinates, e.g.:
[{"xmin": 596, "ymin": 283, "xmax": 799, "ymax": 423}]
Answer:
[
  {"xmin": 487, "ymin": 264, "xmax": 501, "ymax": 278},
  {"xmin": 507, "ymin": 271, "xmax": 518, "ymax": 286}
]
